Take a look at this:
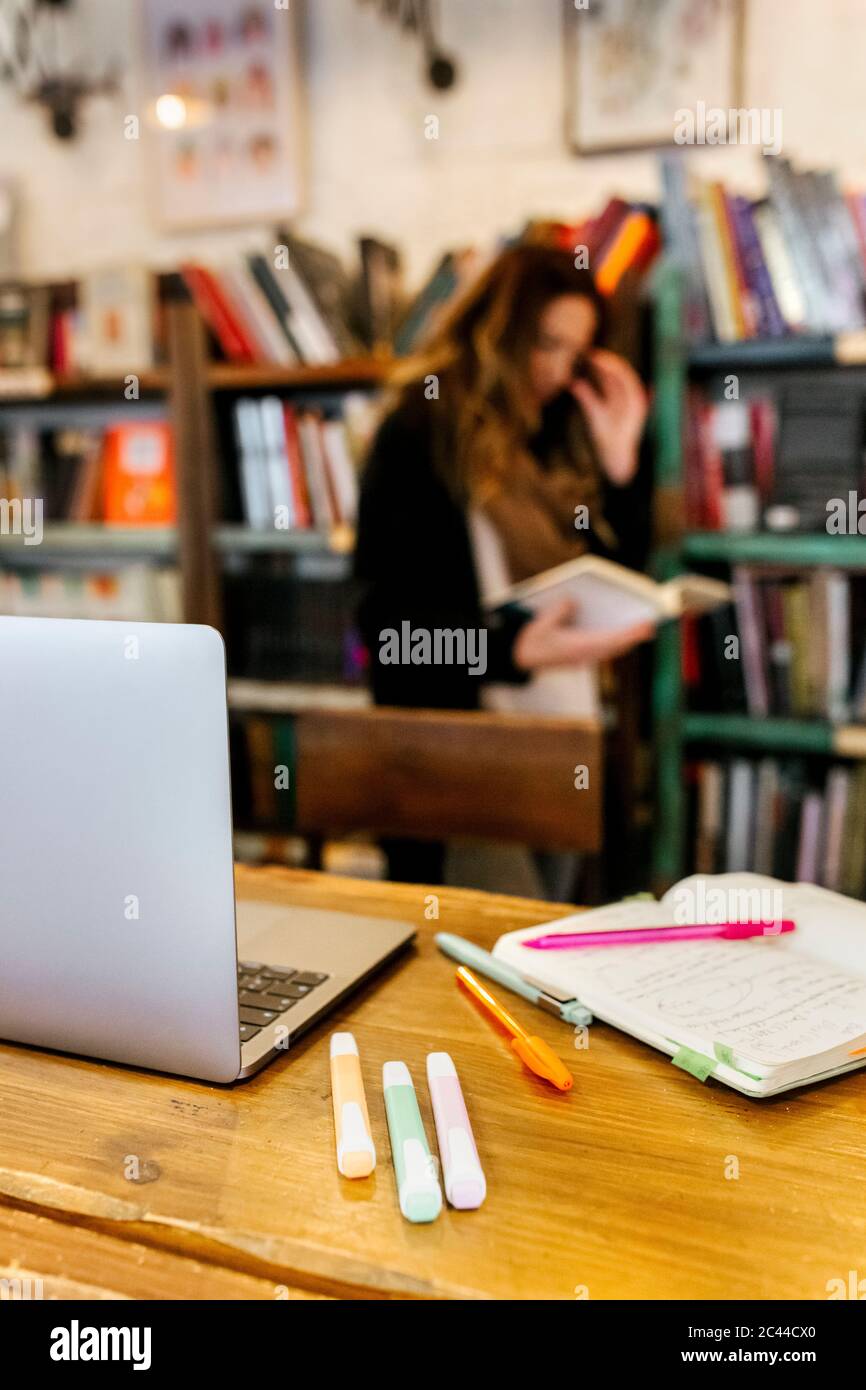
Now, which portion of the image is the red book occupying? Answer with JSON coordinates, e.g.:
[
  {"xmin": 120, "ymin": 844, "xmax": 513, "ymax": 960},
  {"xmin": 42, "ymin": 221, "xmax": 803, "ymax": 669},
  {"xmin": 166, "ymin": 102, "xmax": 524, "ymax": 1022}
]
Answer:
[
  {"xmin": 749, "ymin": 397, "xmax": 776, "ymax": 506},
  {"xmin": 548, "ymin": 218, "xmax": 591, "ymax": 253},
  {"xmin": 50, "ymin": 311, "xmax": 67, "ymax": 374},
  {"xmin": 282, "ymin": 404, "xmax": 313, "ymax": 528},
  {"xmin": 684, "ymin": 388, "xmax": 705, "ymax": 529},
  {"xmin": 681, "ymin": 614, "xmax": 701, "ymax": 687},
  {"xmin": 697, "ymin": 402, "xmax": 724, "ymax": 531},
  {"xmin": 587, "ymin": 198, "xmax": 630, "ymax": 263},
  {"xmin": 180, "ymin": 264, "xmax": 256, "ymax": 363}
]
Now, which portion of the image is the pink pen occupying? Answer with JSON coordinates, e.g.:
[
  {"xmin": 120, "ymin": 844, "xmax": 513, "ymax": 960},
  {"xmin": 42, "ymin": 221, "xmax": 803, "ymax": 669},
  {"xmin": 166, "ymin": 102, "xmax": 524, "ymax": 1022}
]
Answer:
[
  {"xmin": 426, "ymin": 1052, "xmax": 486, "ymax": 1209},
  {"xmin": 524, "ymin": 920, "xmax": 796, "ymax": 950}
]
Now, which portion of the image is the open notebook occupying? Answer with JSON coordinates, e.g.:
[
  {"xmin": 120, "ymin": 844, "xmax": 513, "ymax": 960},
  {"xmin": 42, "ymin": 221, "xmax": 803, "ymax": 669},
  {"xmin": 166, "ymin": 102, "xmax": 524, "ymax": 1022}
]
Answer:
[{"xmin": 493, "ymin": 874, "xmax": 866, "ymax": 1097}]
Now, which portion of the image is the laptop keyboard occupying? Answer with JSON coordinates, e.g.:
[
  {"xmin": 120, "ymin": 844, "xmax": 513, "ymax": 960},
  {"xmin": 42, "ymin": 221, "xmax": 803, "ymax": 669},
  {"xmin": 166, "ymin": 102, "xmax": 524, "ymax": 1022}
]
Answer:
[{"xmin": 237, "ymin": 961, "xmax": 330, "ymax": 1044}]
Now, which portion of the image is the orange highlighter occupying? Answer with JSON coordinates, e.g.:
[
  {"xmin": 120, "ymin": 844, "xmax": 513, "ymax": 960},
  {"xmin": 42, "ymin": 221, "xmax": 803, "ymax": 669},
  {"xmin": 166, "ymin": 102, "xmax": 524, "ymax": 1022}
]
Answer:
[
  {"xmin": 330, "ymin": 1032, "xmax": 376, "ymax": 1177},
  {"xmin": 456, "ymin": 966, "xmax": 573, "ymax": 1092}
]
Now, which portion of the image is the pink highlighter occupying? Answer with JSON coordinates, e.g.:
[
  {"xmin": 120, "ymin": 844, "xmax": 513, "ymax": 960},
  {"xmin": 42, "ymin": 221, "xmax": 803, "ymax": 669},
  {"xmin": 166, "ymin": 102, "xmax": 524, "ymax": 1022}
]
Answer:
[
  {"xmin": 426, "ymin": 1052, "xmax": 486, "ymax": 1210},
  {"xmin": 524, "ymin": 920, "xmax": 797, "ymax": 950}
]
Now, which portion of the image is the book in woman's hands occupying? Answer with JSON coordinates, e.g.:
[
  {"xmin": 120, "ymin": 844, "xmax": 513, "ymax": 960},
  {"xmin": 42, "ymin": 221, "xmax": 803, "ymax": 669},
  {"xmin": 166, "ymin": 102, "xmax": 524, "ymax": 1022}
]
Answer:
[
  {"xmin": 489, "ymin": 554, "xmax": 730, "ymax": 632},
  {"xmin": 494, "ymin": 874, "xmax": 866, "ymax": 1097}
]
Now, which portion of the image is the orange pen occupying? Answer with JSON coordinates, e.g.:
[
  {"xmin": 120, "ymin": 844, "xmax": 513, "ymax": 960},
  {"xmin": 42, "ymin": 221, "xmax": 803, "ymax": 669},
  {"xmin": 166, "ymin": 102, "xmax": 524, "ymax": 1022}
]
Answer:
[{"xmin": 456, "ymin": 966, "xmax": 573, "ymax": 1092}]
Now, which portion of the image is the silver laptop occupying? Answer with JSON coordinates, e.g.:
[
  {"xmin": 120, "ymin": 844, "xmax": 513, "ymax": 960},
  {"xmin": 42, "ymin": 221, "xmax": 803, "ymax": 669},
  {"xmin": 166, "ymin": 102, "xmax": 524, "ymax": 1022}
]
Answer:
[{"xmin": 0, "ymin": 616, "xmax": 414, "ymax": 1082}]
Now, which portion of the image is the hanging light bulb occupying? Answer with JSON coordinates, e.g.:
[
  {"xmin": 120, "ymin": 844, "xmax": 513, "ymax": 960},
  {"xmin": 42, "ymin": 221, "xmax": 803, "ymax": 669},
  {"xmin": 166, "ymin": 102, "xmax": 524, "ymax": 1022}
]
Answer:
[{"xmin": 0, "ymin": 0, "xmax": 119, "ymax": 140}]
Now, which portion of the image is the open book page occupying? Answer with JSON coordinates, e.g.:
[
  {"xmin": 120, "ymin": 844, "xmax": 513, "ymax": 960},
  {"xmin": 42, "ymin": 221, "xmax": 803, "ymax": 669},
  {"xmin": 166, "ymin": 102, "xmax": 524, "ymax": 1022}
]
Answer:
[
  {"xmin": 664, "ymin": 575, "xmax": 732, "ymax": 617},
  {"xmin": 490, "ymin": 556, "xmax": 730, "ymax": 631},
  {"xmin": 496, "ymin": 877, "xmax": 866, "ymax": 1071},
  {"xmin": 508, "ymin": 571, "xmax": 662, "ymax": 632}
]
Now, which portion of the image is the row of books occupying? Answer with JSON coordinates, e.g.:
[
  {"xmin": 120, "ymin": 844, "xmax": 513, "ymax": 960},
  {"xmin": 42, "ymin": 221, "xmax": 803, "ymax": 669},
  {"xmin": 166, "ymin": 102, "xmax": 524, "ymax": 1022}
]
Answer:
[
  {"xmin": 181, "ymin": 231, "xmax": 405, "ymax": 367},
  {"xmin": 684, "ymin": 383, "xmax": 865, "ymax": 534},
  {"xmin": 687, "ymin": 569, "xmax": 866, "ymax": 722},
  {"xmin": 231, "ymin": 716, "xmax": 296, "ymax": 831},
  {"xmin": 0, "ymin": 232, "xmax": 401, "ymax": 379},
  {"xmin": 223, "ymin": 568, "xmax": 365, "ymax": 683},
  {"xmin": 691, "ymin": 756, "xmax": 866, "ymax": 900},
  {"xmin": 230, "ymin": 394, "xmax": 374, "ymax": 530},
  {"xmin": 0, "ymin": 269, "xmax": 161, "ymax": 377},
  {"xmin": 395, "ymin": 199, "xmax": 661, "ymax": 358},
  {"xmin": 0, "ymin": 421, "xmax": 176, "ymax": 525},
  {"xmin": 2, "ymin": 197, "xmax": 658, "ymax": 380},
  {"xmin": 661, "ymin": 153, "xmax": 866, "ymax": 343},
  {"xmin": 0, "ymin": 565, "xmax": 182, "ymax": 622}
]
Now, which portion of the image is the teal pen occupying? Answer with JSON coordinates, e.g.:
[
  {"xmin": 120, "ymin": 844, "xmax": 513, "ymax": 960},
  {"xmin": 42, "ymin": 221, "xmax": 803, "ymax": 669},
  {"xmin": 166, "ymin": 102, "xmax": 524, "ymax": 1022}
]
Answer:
[{"xmin": 435, "ymin": 931, "xmax": 592, "ymax": 1026}]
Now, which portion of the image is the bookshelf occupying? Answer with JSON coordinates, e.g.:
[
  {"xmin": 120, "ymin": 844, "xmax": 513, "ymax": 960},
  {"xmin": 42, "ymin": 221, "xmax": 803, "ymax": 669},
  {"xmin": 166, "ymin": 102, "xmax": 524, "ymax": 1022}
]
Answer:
[
  {"xmin": 651, "ymin": 267, "xmax": 866, "ymax": 888},
  {"xmin": 0, "ymin": 298, "xmax": 382, "ymax": 632}
]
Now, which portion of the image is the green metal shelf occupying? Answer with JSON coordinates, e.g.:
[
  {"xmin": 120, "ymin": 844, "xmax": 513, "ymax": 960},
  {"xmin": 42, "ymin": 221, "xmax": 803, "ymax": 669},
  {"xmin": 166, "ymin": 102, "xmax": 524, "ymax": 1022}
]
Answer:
[
  {"xmin": 683, "ymin": 713, "xmax": 866, "ymax": 759},
  {"xmin": 687, "ymin": 337, "xmax": 836, "ymax": 372},
  {"xmin": 683, "ymin": 713, "xmax": 835, "ymax": 755},
  {"xmin": 682, "ymin": 531, "xmax": 866, "ymax": 568}
]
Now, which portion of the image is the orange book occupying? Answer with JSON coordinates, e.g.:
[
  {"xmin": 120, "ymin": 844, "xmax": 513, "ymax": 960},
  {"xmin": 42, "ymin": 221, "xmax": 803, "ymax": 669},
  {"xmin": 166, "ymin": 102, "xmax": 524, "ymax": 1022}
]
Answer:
[
  {"xmin": 708, "ymin": 183, "xmax": 747, "ymax": 339},
  {"xmin": 102, "ymin": 422, "xmax": 176, "ymax": 525},
  {"xmin": 595, "ymin": 211, "xmax": 660, "ymax": 296}
]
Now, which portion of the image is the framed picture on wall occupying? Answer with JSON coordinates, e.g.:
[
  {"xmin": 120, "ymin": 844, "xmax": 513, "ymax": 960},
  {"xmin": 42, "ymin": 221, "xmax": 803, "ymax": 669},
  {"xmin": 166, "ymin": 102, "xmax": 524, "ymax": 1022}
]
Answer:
[
  {"xmin": 565, "ymin": 0, "xmax": 745, "ymax": 155},
  {"xmin": 139, "ymin": 0, "xmax": 305, "ymax": 229}
]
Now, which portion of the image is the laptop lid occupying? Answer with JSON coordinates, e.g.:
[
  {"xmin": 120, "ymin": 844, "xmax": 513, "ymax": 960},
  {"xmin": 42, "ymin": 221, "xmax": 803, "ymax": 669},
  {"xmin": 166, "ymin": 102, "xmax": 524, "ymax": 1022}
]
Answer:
[{"xmin": 0, "ymin": 617, "xmax": 241, "ymax": 1082}]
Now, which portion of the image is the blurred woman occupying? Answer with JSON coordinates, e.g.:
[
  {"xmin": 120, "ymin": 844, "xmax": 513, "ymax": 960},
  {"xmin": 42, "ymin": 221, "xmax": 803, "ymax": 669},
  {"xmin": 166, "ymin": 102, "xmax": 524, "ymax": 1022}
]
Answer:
[{"xmin": 355, "ymin": 243, "xmax": 653, "ymax": 884}]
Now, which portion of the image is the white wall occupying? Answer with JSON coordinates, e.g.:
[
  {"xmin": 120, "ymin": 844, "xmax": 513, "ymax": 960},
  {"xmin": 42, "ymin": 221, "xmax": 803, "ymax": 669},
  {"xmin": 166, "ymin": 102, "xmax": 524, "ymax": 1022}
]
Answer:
[{"xmin": 2, "ymin": 0, "xmax": 866, "ymax": 287}]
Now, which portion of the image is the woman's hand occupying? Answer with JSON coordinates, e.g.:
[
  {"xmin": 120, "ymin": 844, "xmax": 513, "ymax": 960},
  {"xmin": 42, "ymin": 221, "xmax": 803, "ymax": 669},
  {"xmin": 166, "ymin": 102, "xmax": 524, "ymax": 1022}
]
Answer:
[
  {"xmin": 571, "ymin": 348, "xmax": 649, "ymax": 487},
  {"xmin": 513, "ymin": 598, "xmax": 654, "ymax": 672}
]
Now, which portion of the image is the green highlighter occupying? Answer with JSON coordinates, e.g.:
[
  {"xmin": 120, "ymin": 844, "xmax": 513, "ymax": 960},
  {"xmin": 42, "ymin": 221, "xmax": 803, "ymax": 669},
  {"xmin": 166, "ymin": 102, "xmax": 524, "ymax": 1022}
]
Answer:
[
  {"xmin": 382, "ymin": 1062, "xmax": 442, "ymax": 1223},
  {"xmin": 435, "ymin": 931, "xmax": 592, "ymax": 1027}
]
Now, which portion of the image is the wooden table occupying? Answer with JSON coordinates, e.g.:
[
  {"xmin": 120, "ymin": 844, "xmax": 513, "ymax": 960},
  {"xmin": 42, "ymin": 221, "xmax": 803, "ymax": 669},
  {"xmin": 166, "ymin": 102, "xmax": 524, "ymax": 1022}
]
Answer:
[{"xmin": 1, "ymin": 866, "xmax": 865, "ymax": 1300}]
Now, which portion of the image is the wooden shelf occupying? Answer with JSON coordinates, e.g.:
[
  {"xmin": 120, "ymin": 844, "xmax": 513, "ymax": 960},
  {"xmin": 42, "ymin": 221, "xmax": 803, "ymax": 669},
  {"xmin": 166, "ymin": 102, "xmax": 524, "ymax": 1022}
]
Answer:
[
  {"xmin": 0, "ymin": 369, "xmax": 170, "ymax": 401},
  {"xmin": 207, "ymin": 357, "xmax": 391, "ymax": 391},
  {"xmin": 54, "ymin": 370, "xmax": 170, "ymax": 396},
  {"xmin": 227, "ymin": 679, "xmax": 370, "ymax": 714},
  {"xmin": 0, "ymin": 525, "xmax": 178, "ymax": 559},
  {"xmin": 683, "ymin": 531, "xmax": 866, "ymax": 568}
]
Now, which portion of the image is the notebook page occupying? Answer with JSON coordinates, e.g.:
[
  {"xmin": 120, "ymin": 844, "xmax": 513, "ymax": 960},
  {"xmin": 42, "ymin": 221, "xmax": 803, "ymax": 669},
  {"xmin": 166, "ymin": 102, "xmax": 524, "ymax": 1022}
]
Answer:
[
  {"xmin": 663, "ymin": 873, "xmax": 866, "ymax": 976},
  {"xmin": 498, "ymin": 914, "xmax": 866, "ymax": 1069},
  {"xmin": 560, "ymin": 938, "xmax": 866, "ymax": 1068}
]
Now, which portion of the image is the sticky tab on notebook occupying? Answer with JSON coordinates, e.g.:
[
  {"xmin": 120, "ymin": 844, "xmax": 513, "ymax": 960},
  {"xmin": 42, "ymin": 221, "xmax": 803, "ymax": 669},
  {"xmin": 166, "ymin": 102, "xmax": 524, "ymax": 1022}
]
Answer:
[
  {"xmin": 672, "ymin": 1046, "xmax": 716, "ymax": 1082},
  {"xmin": 713, "ymin": 1041, "xmax": 762, "ymax": 1080}
]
